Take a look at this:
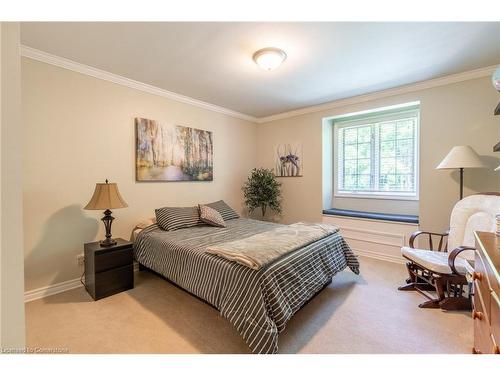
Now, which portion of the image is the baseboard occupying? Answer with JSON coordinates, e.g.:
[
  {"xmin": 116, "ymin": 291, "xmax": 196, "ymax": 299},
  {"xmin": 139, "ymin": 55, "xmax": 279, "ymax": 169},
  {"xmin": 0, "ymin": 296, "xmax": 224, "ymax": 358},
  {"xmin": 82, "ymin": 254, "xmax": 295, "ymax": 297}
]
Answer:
[
  {"xmin": 322, "ymin": 215, "xmax": 416, "ymax": 267},
  {"xmin": 24, "ymin": 277, "xmax": 84, "ymax": 303},
  {"xmin": 25, "ymin": 263, "xmax": 140, "ymax": 303},
  {"xmin": 351, "ymin": 247, "xmax": 407, "ymax": 265},
  {"xmin": 24, "ymin": 250, "xmax": 405, "ymax": 302}
]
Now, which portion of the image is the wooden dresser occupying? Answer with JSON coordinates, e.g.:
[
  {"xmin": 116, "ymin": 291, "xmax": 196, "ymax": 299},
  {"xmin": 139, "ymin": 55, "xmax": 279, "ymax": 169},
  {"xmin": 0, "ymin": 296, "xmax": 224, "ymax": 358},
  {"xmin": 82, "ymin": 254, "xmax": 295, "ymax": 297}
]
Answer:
[{"xmin": 473, "ymin": 231, "xmax": 500, "ymax": 354}]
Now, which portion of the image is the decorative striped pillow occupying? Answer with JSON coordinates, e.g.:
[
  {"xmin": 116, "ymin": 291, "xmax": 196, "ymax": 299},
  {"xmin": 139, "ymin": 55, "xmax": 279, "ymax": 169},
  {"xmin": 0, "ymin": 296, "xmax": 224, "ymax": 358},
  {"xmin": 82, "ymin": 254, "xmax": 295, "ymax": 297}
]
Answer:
[
  {"xmin": 205, "ymin": 200, "xmax": 240, "ymax": 221},
  {"xmin": 155, "ymin": 206, "xmax": 203, "ymax": 231},
  {"xmin": 198, "ymin": 205, "xmax": 226, "ymax": 228}
]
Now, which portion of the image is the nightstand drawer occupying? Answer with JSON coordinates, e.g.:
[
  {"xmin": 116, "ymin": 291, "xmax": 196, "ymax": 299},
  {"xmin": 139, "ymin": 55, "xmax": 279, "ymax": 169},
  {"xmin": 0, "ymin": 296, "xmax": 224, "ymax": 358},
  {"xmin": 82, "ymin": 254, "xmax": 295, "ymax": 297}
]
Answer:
[
  {"xmin": 95, "ymin": 247, "xmax": 133, "ymax": 273},
  {"xmin": 93, "ymin": 264, "xmax": 134, "ymax": 300},
  {"xmin": 84, "ymin": 238, "xmax": 135, "ymax": 301}
]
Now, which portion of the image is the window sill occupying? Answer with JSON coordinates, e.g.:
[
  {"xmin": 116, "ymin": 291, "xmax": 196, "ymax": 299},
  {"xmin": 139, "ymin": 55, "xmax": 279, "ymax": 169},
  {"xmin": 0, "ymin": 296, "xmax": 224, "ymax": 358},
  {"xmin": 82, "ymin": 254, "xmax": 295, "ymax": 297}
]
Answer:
[
  {"xmin": 334, "ymin": 192, "xmax": 419, "ymax": 201},
  {"xmin": 322, "ymin": 208, "xmax": 419, "ymax": 224}
]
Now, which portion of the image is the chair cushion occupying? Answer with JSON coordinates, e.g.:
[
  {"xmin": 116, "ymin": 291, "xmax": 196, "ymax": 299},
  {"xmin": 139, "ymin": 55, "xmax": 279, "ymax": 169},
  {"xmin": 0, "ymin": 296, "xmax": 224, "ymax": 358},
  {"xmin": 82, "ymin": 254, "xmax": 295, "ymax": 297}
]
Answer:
[
  {"xmin": 401, "ymin": 247, "xmax": 473, "ymax": 275},
  {"xmin": 448, "ymin": 194, "xmax": 500, "ymax": 254}
]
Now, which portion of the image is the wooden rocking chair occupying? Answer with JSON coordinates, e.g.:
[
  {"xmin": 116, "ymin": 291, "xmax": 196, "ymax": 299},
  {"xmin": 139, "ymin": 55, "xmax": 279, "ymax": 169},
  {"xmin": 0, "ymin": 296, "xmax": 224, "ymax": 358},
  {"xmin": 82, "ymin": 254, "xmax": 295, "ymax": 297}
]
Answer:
[{"xmin": 398, "ymin": 193, "xmax": 500, "ymax": 310}]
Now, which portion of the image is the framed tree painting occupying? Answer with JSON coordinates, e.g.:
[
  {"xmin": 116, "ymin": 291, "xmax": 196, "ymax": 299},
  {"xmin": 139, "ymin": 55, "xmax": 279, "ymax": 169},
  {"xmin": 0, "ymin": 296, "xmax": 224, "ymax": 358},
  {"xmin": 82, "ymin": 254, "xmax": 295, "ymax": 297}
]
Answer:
[
  {"xmin": 135, "ymin": 117, "xmax": 213, "ymax": 181},
  {"xmin": 275, "ymin": 143, "xmax": 303, "ymax": 177}
]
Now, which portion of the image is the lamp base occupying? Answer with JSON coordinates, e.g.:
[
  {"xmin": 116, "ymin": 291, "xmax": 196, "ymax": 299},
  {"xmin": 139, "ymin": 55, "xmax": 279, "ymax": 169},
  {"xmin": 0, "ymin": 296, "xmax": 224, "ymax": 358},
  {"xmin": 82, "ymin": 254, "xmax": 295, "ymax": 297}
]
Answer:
[
  {"xmin": 100, "ymin": 209, "xmax": 116, "ymax": 247},
  {"xmin": 99, "ymin": 237, "xmax": 117, "ymax": 247}
]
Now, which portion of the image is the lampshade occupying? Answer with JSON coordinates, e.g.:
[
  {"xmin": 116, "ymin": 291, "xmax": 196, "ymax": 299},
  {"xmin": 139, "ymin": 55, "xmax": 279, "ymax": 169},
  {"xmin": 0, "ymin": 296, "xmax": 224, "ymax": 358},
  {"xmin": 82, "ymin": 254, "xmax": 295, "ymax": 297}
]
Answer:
[
  {"xmin": 84, "ymin": 181, "xmax": 128, "ymax": 210},
  {"xmin": 436, "ymin": 145, "xmax": 486, "ymax": 170}
]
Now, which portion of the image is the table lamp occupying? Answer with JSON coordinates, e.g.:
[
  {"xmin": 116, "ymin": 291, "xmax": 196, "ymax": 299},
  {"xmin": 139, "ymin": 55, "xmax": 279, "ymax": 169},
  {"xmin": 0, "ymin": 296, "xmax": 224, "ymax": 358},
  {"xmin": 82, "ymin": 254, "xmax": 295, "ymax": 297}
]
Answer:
[
  {"xmin": 436, "ymin": 145, "xmax": 486, "ymax": 200},
  {"xmin": 84, "ymin": 179, "xmax": 128, "ymax": 247}
]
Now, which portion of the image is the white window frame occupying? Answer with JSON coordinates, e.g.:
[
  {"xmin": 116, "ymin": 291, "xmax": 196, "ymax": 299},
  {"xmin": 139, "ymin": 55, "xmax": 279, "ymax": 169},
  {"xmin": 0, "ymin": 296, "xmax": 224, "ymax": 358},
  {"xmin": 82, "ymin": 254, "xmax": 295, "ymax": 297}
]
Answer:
[{"xmin": 333, "ymin": 105, "xmax": 420, "ymax": 201}]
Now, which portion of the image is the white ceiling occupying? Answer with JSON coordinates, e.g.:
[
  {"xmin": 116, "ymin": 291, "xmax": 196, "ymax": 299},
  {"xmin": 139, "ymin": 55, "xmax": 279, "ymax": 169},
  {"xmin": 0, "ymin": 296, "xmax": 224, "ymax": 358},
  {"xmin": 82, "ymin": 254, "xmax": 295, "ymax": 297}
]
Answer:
[{"xmin": 21, "ymin": 22, "xmax": 500, "ymax": 118}]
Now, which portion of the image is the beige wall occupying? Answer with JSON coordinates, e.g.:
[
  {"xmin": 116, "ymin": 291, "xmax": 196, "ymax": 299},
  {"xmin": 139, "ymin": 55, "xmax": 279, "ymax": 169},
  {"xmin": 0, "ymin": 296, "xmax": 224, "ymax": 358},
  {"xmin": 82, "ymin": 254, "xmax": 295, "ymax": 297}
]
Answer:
[
  {"xmin": 22, "ymin": 58, "xmax": 257, "ymax": 291},
  {"xmin": 257, "ymin": 76, "xmax": 500, "ymax": 232},
  {"xmin": 1, "ymin": 22, "xmax": 26, "ymax": 349},
  {"xmin": 21, "ymin": 55, "xmax": 500, "ymax": 292}
]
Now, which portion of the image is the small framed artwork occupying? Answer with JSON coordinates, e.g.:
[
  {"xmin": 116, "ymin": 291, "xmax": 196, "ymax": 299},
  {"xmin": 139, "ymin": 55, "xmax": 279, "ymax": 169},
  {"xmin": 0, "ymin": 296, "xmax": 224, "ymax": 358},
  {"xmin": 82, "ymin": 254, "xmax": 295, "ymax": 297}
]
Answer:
[
  {"xmin": 275, "ymin": 143, "xmax": 303, "ymax": 177},
  {"xmin": 135, "ymin": 117, "xmax": 213, "ymax": 181}
]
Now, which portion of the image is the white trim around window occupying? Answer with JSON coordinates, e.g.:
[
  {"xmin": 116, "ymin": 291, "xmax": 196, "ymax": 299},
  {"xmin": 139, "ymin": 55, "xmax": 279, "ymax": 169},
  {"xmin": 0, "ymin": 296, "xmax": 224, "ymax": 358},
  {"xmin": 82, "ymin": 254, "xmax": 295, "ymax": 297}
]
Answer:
[{"xmin": 332, "ymin": 103, "xmax": 420, "ymax": 201}]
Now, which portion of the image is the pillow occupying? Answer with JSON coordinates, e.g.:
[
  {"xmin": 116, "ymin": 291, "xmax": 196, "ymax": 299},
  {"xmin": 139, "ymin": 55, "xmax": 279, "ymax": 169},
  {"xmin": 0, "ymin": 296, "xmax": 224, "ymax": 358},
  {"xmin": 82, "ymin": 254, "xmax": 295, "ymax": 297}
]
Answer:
[
  {"xmin": 155, "ymin": 206, "xmax": 202, "ymax": 231},
  {"xmin": 198, "ymin": 204, "xmax": 226, "ymax": 228},
  {"xmin": 136, "ymin": 217, "xmax": 157, "ymax": 229},
  {"xmin": 205, "ymin": 200, "xmax": 240, "ymax": 221}
]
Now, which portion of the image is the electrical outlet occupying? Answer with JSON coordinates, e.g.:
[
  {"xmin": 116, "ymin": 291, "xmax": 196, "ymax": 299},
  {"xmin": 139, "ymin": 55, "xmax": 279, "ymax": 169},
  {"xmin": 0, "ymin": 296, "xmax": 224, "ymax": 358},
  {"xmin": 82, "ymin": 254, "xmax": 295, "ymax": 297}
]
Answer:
[{"xmin": 77, "ymin": 253, "xmax": 85, "ymax": 266}]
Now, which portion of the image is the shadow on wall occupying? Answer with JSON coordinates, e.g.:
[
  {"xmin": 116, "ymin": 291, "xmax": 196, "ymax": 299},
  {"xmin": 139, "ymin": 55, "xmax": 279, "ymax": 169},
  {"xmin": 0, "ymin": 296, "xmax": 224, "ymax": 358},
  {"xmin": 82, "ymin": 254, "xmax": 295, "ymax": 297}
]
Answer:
[
  {"xmin": 451, "ymin": 154, "xmax": 500, "ymax": 194},
  {"xmin": 245, "ymin": 208, "xmax": 282, "ymax": 223},
  {"xmin": 24, "ymin": 204, "xmax": 99, "ymax": 293}
]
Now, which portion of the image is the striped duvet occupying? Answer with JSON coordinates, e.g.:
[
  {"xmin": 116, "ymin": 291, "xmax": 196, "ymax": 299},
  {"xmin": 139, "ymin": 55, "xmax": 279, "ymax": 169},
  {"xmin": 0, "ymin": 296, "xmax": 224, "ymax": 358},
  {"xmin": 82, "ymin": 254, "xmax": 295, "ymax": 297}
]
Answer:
[{"xmin": 134, "ymin": 218, "xmax": 359, "ymax": 354}]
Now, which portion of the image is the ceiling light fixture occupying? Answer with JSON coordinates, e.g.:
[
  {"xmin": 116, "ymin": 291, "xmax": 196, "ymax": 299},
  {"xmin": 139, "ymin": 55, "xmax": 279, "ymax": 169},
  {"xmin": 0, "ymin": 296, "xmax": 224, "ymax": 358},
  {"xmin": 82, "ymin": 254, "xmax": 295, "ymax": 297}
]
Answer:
[{"xmin": 253, "ymin": 47, "xmax": 287, "ymax": 71}]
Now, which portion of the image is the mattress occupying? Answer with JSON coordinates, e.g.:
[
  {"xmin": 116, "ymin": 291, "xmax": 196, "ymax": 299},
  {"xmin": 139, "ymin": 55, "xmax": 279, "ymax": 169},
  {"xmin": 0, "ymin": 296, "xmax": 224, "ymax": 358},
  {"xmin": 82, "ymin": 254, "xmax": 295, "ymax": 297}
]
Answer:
[{"xmin": 134, "ymin": 218, "xmax": 359, "ymax": 354}]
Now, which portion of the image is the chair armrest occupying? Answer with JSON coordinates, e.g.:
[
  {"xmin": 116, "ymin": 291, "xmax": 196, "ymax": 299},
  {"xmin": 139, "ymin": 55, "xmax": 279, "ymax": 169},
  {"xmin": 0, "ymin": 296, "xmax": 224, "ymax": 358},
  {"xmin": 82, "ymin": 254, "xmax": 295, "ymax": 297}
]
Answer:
[
  {"xmin": 409, "ymin": 230, "xmax": 449, "ymax": 251},
  {"xmin": 448, "ymin": 246, "xmax": 475, "ymax": 275}
]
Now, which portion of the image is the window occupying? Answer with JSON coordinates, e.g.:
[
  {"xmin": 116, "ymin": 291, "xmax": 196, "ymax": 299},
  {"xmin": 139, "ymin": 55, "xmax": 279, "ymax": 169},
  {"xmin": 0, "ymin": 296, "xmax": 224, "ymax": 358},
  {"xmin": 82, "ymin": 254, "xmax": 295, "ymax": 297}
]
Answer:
[{"xmin": 334, "ymin": 104, "xmax": 419, "ymax": 200}]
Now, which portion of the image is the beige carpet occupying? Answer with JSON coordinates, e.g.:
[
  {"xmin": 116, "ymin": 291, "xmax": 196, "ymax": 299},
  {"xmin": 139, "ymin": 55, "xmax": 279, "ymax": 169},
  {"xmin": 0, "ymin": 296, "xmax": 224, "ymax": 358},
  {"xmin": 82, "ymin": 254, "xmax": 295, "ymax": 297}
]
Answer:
[{"xmin": 25, "ymin": 256, "xmax": 472, "ymax": 354}]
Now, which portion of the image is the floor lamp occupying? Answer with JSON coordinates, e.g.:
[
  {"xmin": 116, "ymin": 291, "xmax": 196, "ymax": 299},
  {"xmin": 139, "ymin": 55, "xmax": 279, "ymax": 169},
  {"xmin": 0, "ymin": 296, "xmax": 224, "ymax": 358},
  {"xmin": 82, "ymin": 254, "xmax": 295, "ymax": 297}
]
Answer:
[{"xmin": 436, "ymin": 145, "xmax": 486, "ymax": 200}]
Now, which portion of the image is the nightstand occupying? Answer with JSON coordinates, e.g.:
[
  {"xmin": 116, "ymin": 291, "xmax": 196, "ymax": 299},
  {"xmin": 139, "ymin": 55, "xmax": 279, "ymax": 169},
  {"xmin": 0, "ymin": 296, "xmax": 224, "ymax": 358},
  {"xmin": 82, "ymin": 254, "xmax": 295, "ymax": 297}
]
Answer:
[{"xmin": 84, "ymin": 238, "xmax": 134, "ymax": 300}]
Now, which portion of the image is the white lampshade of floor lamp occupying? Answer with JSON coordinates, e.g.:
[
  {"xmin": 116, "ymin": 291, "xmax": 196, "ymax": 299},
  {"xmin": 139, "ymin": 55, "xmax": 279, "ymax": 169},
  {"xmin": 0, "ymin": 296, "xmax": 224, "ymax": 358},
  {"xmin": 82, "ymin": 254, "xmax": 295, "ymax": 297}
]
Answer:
[{"xmin": 436, "ymin": 145, "xmax": 486, "ymax": 200}]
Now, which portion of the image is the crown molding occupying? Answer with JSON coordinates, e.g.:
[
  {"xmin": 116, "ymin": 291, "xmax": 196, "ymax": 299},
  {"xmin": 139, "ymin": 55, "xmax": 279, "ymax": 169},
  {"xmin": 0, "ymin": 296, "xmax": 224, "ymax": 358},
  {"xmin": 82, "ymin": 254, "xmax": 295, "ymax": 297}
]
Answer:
[
  {"xmin": 20, "ymin": 45, "xmax": 259, "ymax": 124},
  {"xmin": 21, "ymin": 45, "xmax": 497, "ymax": 125},
  {"xmin": 257, "ymin": 64, "xmax": 498, "ymax": 123}
]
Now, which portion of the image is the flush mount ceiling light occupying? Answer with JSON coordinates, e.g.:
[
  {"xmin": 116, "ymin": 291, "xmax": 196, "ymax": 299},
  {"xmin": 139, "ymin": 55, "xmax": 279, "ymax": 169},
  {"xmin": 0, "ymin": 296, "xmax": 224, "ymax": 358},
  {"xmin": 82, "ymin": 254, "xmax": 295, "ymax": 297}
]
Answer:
[{"xmin": 252, "ymin": 47, "xmax": 287, "ymax": 71}]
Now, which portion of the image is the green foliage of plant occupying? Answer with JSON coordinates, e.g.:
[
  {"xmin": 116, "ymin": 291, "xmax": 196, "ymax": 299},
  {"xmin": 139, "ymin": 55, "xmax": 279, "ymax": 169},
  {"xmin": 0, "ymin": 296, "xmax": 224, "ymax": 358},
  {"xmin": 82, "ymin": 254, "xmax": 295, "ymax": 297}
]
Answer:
[{"xmin": 242, "ymin": 168, "xmax": 282, "ymax": 217}]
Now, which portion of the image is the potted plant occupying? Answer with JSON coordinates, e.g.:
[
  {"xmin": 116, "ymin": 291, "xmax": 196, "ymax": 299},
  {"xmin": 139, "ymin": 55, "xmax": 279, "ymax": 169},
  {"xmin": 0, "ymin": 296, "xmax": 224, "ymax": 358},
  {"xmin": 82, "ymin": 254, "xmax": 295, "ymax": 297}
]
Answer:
[{"xmin": 242, "ymin": 168, "xmax": 282, "ymax": 219}]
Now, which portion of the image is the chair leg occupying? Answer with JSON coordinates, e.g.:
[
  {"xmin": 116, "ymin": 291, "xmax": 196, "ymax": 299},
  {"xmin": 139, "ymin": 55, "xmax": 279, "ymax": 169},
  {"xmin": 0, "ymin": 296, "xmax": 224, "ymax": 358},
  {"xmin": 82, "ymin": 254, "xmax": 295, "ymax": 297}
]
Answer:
[
  {"xmin": 439, "ymin": 297, "xmax": 471, "ymax": 311},
  {"xmin": 418, "ymin": 299, "xmax": 441, "ymax": 308},
  {"xmin": 418, "ymin": 277, "xmax": 445, "ymax": 309},
  {"xmin": 398, "ymin": 262, "xmax": 435, "ymax": 291},
  {"xmin": 435, "ymin": 277, "xmax": 446, "ymax": 300},
  {"xmin": 400, "ymin": 282, "xmax": 436, "ymax": 291},
  {"xmin": 399, "ymin": 261, "xmax": 472, "ymax": 311},
  {"xmin": 398, "ymin": 263, "xmax": 417, "ymax": 290},
  {"xmin": 439, "ymin": 279, "xmax": 472, "ymax": 311}
]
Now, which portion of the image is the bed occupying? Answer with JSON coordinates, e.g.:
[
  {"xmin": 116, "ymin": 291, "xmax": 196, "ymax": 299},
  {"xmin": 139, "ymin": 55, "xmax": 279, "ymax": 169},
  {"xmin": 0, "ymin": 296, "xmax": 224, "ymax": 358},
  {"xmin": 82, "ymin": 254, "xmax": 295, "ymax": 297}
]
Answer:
[{"xmin": 134, "ymin": 217, "xmax": 359, "ymax": 354}]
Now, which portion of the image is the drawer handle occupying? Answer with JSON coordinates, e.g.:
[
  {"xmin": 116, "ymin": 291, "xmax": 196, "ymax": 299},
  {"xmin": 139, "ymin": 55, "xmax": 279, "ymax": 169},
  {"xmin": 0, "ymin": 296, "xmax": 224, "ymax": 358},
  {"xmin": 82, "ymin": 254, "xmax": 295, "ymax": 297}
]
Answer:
[
  {"xmin": 472, "ymin": 272, "xmax": 483, "ymax": 281},
  {"xmin": 472, "ymin": 310, "xmax": 484, "ymax": 320}
]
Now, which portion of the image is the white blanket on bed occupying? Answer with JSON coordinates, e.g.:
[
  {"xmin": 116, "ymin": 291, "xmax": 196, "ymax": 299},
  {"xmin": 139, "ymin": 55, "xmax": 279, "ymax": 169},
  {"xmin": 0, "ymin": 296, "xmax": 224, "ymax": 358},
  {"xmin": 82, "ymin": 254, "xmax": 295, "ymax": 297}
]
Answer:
[{"xmin": 206, "ymin": 222, "xmax": 339, "ymax": 269}]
